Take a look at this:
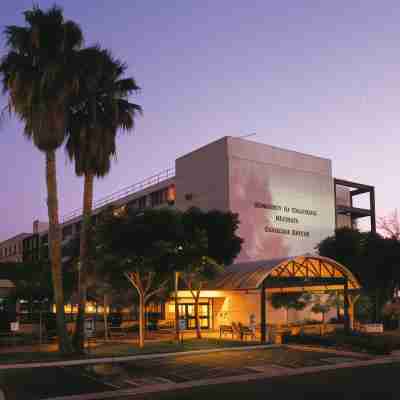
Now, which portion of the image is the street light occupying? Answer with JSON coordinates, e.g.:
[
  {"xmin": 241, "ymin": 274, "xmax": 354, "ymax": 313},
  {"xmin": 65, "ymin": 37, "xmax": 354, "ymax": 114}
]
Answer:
[{"xmin": 174, "ymin": 245, "xmax": 183, "ymax": 341}]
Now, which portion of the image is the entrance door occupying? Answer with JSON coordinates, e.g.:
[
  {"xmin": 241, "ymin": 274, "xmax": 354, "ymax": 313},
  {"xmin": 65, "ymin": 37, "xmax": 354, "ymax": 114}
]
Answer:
[{"xmin": 178, "ymin": 303, "xmax": 210, "ymax": 329}]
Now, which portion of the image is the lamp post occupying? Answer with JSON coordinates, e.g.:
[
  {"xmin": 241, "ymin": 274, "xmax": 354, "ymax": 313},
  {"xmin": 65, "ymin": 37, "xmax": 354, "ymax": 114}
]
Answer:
[
  {"xmin": 174, "ymin": 271, "xmax": 180, "ymax": 341},
  {"xmin": 174, "ymin": 245, "xmax": 183, "ymax": 342}
]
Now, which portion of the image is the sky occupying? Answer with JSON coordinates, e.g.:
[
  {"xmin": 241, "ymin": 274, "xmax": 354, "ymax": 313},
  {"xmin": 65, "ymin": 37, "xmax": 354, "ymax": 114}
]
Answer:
[{"xmin": 0, "ymin": 0, "xmax": 399, "ymax": 240}]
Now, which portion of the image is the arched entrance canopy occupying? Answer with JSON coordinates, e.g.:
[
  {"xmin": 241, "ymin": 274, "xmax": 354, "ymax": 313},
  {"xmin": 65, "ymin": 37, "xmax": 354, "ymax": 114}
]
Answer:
[
  {"xmin": 211, "ymin": 254, "xmax": 360, "ymax": 291},
  {"xmin": 211, "ymin": 254, "xmax": 360, "ymax": 343}
]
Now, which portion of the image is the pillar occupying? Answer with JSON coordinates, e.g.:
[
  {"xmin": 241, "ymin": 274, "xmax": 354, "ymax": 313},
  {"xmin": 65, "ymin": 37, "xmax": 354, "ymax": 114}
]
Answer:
[
  {"xmin": 349, "ymin": 302, "xmax": 354, "ymax": 331},
  {"xmin": 261, "ymin": 280, "xmax": 266, "ymax": 343},
  {"xmin": 343, "ymin": 279, "xmax": 350, "ymax": 333},
  {"xmin": 370, "ymin": 187, "xmax": 376, "ymax": 233}
]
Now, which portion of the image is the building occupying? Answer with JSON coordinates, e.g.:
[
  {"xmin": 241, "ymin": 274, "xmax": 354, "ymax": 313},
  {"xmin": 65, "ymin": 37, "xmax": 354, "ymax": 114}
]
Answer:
[
  {"xmin": 0, "ymin": 137, "xmax": 374, "ymax": 329},
  {"xmin": 7, "ymin": 136, "xmax": 374, "ymax": 263},
  {"xmin": 167, "ymin": 254, "xmax": 361, "ymax": 336},
  {"xmin": 0, "ymin": 233, "xmax": 31, "ymax": 263}
]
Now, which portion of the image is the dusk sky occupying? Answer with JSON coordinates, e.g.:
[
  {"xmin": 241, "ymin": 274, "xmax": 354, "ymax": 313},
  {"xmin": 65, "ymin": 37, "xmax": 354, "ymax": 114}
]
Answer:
[{"xmin": 0, "ymin": 1, "xmax": 399, "ymax": 240}]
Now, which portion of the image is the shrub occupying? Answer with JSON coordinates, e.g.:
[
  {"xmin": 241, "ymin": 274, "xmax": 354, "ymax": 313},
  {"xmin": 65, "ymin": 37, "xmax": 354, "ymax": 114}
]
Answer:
[{"xmin": 285, "ymin": 332, "xmax": 394, "ymax": 355}]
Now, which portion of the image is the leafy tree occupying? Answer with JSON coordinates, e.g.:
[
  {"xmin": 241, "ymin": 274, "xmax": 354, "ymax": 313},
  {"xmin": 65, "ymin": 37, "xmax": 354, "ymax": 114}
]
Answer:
[
  {"xmin": 0, "ymin": 259, "xmax": 76, "ymax": 314},
  {"xmin": 96, "ymin": 208, "xmax": 182, "ymax": 348},
  {"xmin": 66, "ymin": 47, "xmax": 141, "ymax": 352},
  {"xmin": 318, "ymin": 228, "xmax": 400, "ymax": 322},
  {"xmin": 182, "ymin": 208, "xmax": 243, "ymax": 265},
  {"xmin": 0, "ymin": 6, "xmax": 83, "ymax": 353},
  {"xmin": 311, "ymin": 292, "xmax": 343, "ymax": 325},
  {"xmin": 180, "ymin": 256, "xmax": 222, "ymax": 339},
  {"xmin": 176, "ymin": 208, "xmax": 234, "ymax": 338},
  {"xmin": 378, "ymin": 209, "xmax": 400, "ymax": 240},
  {"xmin": 270, "ymin": 292, "xmax": 311, "ymax": 325}
]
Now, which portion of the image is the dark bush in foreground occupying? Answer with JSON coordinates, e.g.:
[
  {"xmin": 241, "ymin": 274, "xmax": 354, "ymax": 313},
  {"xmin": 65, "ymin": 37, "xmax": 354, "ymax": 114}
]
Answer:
[{"xmin": 285, "ymin": 332, "xmax": 394, "ymax": 355}]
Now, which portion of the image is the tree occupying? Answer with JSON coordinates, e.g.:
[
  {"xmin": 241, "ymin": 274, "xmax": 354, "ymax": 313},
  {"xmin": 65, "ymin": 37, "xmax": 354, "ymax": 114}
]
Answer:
[
  {"xmin": 183, "ymin": 207, "xmax": 243, "ymax": 265},
  {"xmin": 66, "ymin": 46, "xmax": 141, "ymax": 352},
  {"xmin": 0, "ymin": 6, "xmax": 83, "ymax": 353},
  {"xmin": 180, "ymin": 256, "xmax": 222, "ymax": 339},
  {"xmin": 176, "ymin": 208, "xmax": 237, "ymax": 339},
  {"xmin": 96, "ymin": 208, "xmax": 182, "ymax": 348},
  {"xmin": 311, "ymin": 294, "xmax": 332, "ymax": 324},
  {"xmin": 270, "ymin": 292, "xmax": 311, "ymax": 325},
  {"xmin": 378, "ymin": 209, "xmax": 400, "ymax": 240},
  {"xmin": 317, "ymin": 228, "xmax": 400, "ymax": 322}
]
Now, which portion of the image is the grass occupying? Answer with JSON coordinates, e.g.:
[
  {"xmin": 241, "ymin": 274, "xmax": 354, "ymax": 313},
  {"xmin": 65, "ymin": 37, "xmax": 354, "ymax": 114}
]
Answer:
[
  {"xmin": 0, "ymin": 338, "xmax": 261, "ymax": 365},
  {"xmin": 91, "ymin": 338, "xmax": 261, "ymax": 357}
]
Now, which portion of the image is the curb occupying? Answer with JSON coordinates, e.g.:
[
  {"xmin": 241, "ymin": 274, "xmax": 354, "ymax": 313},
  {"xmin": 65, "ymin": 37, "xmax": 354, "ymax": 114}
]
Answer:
[
  {"xmin": 42, "ymin": 355, "xmax": 400, "ymax": 400},
  {"xmin": 0, "ymin": 344, "xmax": 280, "ymax": 370},
  {"xmin": 284, "ymin": 344, "xmax": 372, "ymax": 359}
]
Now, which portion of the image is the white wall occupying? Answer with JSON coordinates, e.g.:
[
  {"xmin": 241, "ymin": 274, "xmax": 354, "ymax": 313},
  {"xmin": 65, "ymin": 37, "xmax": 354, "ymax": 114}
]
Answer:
[
  {"xmin": 227, "ymin": 137, "xmax": 336, "ymax": 260},
  {"xmin": 175, "ymin": 137, "xmax": 230, "ymax": 212}
]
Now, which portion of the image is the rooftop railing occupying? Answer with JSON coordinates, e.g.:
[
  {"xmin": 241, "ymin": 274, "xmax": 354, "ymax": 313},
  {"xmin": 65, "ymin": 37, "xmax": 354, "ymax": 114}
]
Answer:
[{"xmin": 61, "ymin": 167, "xmax": 175, "ymax": 223}]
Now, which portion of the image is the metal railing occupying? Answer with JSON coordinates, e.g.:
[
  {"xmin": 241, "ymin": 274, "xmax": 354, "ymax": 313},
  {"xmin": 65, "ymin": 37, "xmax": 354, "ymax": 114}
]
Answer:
[{"xmin": 61, "ymin": 167, "xmax": 175, "ymax": 223}]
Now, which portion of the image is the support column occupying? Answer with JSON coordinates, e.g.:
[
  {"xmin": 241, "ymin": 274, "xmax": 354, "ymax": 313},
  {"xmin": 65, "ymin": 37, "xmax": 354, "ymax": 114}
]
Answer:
[
  {"xmin": 349, "ymin": 302, "xmax": 354, "ymax": 331},
  {"xmin": 370, "ymin": 187, "xmax": 376, "ymax": 233},
  {"xmin": 261, "ymin": 280, "xmax": 266, "ymax": 343},
  {"xmin": 343, "ymin": 279, "xmax": 350, "ymax": 334}
]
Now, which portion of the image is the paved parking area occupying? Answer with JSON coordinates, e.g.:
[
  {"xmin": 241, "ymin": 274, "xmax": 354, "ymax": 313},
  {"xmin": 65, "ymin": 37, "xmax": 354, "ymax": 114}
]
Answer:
[
  {"xmin": 84, "ymin": 347, "xmax": 368, "ymax": 390},
  {"xmin": 0, "ymin": 347, "xmax": 370, "ymax": 399}
]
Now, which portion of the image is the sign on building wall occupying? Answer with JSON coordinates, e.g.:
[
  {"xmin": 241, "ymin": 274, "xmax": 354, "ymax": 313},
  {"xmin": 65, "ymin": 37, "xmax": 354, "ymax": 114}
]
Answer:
[{"xmin": 229, "ymin": 156, "xmax": 335, "ymax": 261}]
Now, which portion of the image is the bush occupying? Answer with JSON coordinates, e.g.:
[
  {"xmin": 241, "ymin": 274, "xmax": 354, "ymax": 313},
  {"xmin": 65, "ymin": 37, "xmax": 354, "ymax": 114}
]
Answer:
[{"xmin": 285, "ymin": 332, "xmax": 394, "ymax": 355}]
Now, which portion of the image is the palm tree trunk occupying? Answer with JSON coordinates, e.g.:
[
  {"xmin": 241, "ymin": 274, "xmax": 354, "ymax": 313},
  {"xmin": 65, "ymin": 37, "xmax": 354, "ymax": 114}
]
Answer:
[
  {"xmin": 74, "ymin": 173, "xmax": 94, "ymax": 353},
  {"xmin": 103, "ymin": 294, "xmax": 109, "ymax": 341},
  {"xmin": 139, "ymin": 291, "xmax": 145, "ymax": 348},
  {"xmin": 46, "ymin": 150, "xmax": 72, "ymax": 354}
]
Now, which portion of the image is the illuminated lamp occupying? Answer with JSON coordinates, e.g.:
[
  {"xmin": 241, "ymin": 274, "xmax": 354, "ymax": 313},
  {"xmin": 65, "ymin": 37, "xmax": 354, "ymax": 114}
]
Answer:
[{"xmin": 167, "ymin": 185, "xmax": 176, "ymax": 203}]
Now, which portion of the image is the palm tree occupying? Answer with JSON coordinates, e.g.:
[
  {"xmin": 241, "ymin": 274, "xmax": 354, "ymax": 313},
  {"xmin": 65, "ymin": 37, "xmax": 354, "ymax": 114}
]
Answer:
[
  {"xmin": 66, "ymin": 47, "xmax": 141, "ymax": 352},
  {"xmin": 0, "ymin": 6, "xmax": 83, "ymax": 353}
]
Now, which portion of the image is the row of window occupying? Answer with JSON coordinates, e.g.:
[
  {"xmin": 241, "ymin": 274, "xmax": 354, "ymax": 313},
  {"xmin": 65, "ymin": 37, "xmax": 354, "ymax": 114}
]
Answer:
[
  {"xmin": 9, "ymin": 185, "xmax": 177, "ymax": 261},
  {"xmin": 0, "ymin": 242, "xmax": 22, "ymax": 258},
  {"xmin": 128, "ymin": 185, "xmax": 176, "ymax": 210}
]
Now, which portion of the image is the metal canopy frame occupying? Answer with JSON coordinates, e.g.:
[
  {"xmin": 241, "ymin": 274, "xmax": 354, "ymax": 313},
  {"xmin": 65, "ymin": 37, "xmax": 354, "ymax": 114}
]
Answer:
[
  {"xmin": 334, "ymin": 178, "xmax": 376, "ymax": 232},
  {"xmin": 266, "ymin": 258, "xmax": 359, "ymax": 290},
  {"xmin": 259, "ymin": 256, "xmax": 360, "ymax": 343}
]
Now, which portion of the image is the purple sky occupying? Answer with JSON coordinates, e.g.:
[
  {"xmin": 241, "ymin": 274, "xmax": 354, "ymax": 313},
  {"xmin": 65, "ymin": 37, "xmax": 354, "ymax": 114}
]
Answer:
[{"xmin": 1, "ymin": 1, "xmax": 399, "ymax": 240}]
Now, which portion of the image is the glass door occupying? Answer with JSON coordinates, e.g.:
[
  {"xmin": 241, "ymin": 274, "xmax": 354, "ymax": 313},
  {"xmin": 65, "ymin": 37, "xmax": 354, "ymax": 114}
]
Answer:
[{"xmin": 178, "ymin": 303, "xmax": 210, "ymax": 329}]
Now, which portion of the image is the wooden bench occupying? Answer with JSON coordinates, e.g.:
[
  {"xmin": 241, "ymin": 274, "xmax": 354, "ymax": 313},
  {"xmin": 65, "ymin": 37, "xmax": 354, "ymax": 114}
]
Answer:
[
  {"xmin": 219, "ymin": 324, "xmax": 234, "ymax": 339},
  {"xmin": 238, "ymin": 323, "xmax": 256, "ymax": 341}
]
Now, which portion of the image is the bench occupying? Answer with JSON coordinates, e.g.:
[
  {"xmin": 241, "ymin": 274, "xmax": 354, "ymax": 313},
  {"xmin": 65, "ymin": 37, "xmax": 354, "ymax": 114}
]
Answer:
[
  {"xmin": 238, "ymin": 323, "xmax": 256, "ymax": 341},
  {"xmin": 219, "ymin": 324, "xmax": 234, "ymax": 339},
  {"xmin": 109, "ymin": 321, "xmax": 137, "ymax": 337}
]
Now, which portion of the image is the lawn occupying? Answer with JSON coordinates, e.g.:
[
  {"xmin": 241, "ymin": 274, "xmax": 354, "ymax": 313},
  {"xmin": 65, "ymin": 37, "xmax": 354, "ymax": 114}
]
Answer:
[{"xmin": 0, "ymin": 338, "xmax": 262, "ymax": 365}]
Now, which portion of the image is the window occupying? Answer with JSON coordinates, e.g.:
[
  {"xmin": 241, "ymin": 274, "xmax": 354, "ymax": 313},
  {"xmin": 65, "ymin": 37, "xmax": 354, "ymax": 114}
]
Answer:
[
  {"xmin": 113, "ymin": 205, "xmax": 127, "ymax": 217},
  {"xmin": 41, "ymin": 234, "xmax": 48, "ymax": 245},
  {"xmin": 75, "ymin": 221, "xmax": 82, "ymax": 234},
  {"xmin": 62, "ymin": 225, "xmax": 73, "ymax": 240},
  {"xmin": 138, "ymin": 196, "xmax": 147, "ymax": 209},
  {"xmin": 151, "ymin": 188, "xmax": 168, "ymax": 207}
]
